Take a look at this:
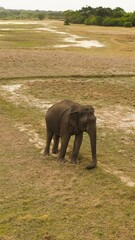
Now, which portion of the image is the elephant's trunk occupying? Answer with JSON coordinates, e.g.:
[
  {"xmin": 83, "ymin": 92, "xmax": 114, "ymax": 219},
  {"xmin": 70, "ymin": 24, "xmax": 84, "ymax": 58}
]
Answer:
[{"xmin": 86, "ymin": 119, "xmax": 97, "ymax": 169}]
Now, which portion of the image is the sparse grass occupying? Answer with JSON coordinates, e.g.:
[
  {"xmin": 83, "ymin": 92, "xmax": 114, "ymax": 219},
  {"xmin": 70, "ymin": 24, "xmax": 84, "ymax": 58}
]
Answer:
[
  {"xmin": 0, "ymin": 77, "xmax": 135, "ymax": 240},
  {"xmin": 0, "ymin": 30, "xmax": 62, "ymax": 48},
  {"xmin": 0, "ymin": 20, "xmax": 135, "ymax": 240},
  {"xmin": 0, "ymin": 113, "xmax": 135, "ymax": 240},
  {"xmin": 24, "ymin": 77, "xmax": 135, "ymax": 107}
]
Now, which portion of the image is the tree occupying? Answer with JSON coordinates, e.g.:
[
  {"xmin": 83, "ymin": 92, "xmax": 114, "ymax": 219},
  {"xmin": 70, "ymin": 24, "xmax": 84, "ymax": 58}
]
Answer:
[
  {"xmin": 85, "ymin": 16, "xmax": 103, "ymax": 26},
  {"xmin": 130, "ymin": 11, "xmax": 135, "ymax": 26},
  {"xmin": 64, "ymin": 18, "xmax": 70, "ymax": 25},
  {"xmin": 80, "ymin": 6, "xmax": 94, "ymax": 18},
  {"xmin": 102, "ymin": 17, "xmax": 119, "ymax": 26},
  {"xmin": 124, "ymin": 22, "xmax": 132, "ymax": 27},
  {"xmin": 95, "ymin": 6, "xmax": 112, "ymax": 17},
  {"xmin": 113, "ymin": 7, "xmax": 125, "ymax": 17},
  {"xmin": 38, "ymin": 13, "xmax": 45, "ymax": 20}
]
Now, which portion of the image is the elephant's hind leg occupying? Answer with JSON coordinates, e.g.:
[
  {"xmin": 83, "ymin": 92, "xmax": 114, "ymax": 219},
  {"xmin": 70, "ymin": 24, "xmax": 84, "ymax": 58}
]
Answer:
[
  {"xmin": 52, "ymin": 135, "xmax": 60, "ymax": 154},
  {"xmin": 44, "ymin": 128, "xmax": 53, "ymax": 156}
]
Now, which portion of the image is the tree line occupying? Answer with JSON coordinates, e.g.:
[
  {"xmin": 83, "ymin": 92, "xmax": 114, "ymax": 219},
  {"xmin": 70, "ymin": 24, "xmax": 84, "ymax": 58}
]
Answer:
[
  {"xmin": 64, "ymin": 6, "xmax": 135, "ymax": 27},
  {"xmin": 0, "ymin": 7, "xmax": 63, "ymax": 20},
  {"xmin": 0, "ymin": 6, "xmax": 135, "ymax": 27}
]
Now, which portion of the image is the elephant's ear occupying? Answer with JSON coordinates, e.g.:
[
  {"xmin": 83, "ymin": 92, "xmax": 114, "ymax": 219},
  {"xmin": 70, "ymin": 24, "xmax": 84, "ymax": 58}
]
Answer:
[{"xmin": 68, "ymin": 111, "xmax": 78, "ymax": 129}]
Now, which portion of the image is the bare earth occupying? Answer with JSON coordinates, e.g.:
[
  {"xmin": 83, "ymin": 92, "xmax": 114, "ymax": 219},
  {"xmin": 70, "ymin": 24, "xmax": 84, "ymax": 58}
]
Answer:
[{"xmin": 0, "ymin": 49, "xmax": 135, "ymax": 78}]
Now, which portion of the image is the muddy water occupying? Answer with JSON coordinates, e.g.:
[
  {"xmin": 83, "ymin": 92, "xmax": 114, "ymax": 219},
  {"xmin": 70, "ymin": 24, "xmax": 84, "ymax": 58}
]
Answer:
[
  {"xmin": 56, "ymin": 38, "xmax": 104, "ymax": 48},
  {"xmin": 36, "ymin": 26, "xmax": 104, "ymax": 49}
]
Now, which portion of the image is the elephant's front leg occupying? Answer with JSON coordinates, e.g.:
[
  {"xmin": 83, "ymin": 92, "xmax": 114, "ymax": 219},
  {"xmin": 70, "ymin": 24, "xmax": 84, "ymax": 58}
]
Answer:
[
  {"xmin": 59, "ymin": 134, "xmax": 70, "ymax": 161},
  {"xmin": 71, "ymin": 133, "xmax": 83, "ymax": 164},
  {"xmin": 52, "ymin": 135, "xmax": 60, "ymax": 154}
]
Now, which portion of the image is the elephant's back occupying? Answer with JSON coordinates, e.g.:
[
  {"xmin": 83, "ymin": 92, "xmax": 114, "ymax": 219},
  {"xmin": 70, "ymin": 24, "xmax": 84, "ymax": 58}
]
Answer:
[{"xmin": 46, "ymin": 100, "xmax": 76, "ymax": 116}]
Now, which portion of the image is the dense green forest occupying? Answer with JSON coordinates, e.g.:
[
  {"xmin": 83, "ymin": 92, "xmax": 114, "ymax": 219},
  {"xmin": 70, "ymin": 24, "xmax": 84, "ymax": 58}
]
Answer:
[
  {"xmin": 64, "ymin": 6, "xmax": 135, "ymax": 27},
  {"xmin": 0, "ymin": 6, "xmax": 135, "ymax": 27}
]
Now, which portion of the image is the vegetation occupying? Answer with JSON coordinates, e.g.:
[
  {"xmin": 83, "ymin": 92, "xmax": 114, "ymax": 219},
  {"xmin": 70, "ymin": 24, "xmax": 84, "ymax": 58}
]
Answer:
[
  {"xmin": 0, "ymin": 7, "xmax": 64, "ymax": 20},
  {"xmin": 64, "ymin": 6, "xmax": 135, "ymax": 27},
  {"xmin": 64, "ymin": 18, "xmax": 70, "ymax": 25},
  {"xmin": 0, "ymin": 6, "xmax": 135, "ymax": 27},
  {"xmin": 0, "ymin": 5, "xmax": 135, "ymax": 27}
]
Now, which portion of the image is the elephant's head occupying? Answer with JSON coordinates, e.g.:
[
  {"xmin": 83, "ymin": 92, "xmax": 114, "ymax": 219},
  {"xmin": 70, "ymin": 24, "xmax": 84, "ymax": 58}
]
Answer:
[{"xmin": 68, "ymin": 105, "xmax": 97, "ymax": 169}]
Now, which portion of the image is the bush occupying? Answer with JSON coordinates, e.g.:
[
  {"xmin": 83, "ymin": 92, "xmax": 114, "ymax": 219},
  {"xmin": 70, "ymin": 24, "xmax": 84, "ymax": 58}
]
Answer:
[
  {"xmin": 84, "ymin": 16, "xmax": 103, "ymax": 25},
  {"xmin": 64, "ymin": 19, "xmax": 70, "ymax": 25},
  {"xmin": 124, "ymin": 21, "xmax": 132, "ymax": 27},
  {"xmin": 84, "ymin": 16, "xmax": 96, "ymax": 25},
  {"xmin": 38, "ymin": 13, "xmax": 45, "ymax": 20},
  {"xmin": 103, "ymin": 17, "xmax": 119, "ymax": 26}
]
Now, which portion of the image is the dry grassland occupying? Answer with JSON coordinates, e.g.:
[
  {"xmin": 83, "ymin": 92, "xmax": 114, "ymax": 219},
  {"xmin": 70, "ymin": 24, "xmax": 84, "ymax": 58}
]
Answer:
[{"xmin": 0, "ymin": 20, "xmax": 135, "ymax": 240}]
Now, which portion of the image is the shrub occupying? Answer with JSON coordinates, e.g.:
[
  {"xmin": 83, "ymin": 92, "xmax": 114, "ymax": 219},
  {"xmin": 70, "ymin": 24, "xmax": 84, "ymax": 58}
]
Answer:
[
  {"xmin": 38, "ymin": 13, "xmax": 45, "ymax": 20},
  {"xmin": 103, "ymin": 17, "xmax": 119, "ymax": 26},
  {"xmin": 124, "ymin": 21, "xmax": 132, "ymax": 27},
  {"xmin": 64, "ymin": 19, "xmax": 70, "ymax": 25},
  {"xmin": 84, "ymin": 16, "xmax": 103, "ymax": 25}
]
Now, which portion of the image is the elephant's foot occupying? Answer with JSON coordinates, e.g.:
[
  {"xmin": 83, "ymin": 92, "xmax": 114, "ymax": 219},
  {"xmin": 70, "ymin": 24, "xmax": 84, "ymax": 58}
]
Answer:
[
  {"xmin": 86, "ymin": 161, "xmax": 97, "ymax": 170},
  {"xmin": 44, "ymin": 149, "xmax": 50, "ymax": 156},
  {"xmin": 52, "ymin": 149, "xmax": 59, "ymax": 154},
  {"xmin": 71, "ymin": 158, "xmax": 78, "ymax": 164},
  {"xmin": 58, "ymin": 154, "xmax": 65, "ymax": 161},
  {"xmin": 58, "ymin": 157, "xmax": 66, "ymax": 162}
]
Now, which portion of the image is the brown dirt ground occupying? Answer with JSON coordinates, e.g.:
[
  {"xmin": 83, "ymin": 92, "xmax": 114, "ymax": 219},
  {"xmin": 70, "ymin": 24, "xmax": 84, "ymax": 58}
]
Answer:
[{"xmin": 0, "ymin": 49, "xmax": 135, "ymax": 78}]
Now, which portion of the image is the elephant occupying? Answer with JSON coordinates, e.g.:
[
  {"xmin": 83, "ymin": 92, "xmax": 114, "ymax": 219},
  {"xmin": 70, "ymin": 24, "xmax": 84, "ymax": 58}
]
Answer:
[{"xmin": 44, "ymin": 100, "xmax": 97, "ymax": 169}]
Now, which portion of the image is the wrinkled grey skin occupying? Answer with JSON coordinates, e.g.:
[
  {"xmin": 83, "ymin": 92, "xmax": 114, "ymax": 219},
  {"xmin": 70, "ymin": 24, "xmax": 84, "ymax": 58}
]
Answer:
[{"xmin": 44, "ymin": 100, "xmax": 97, "ymax": 169}]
